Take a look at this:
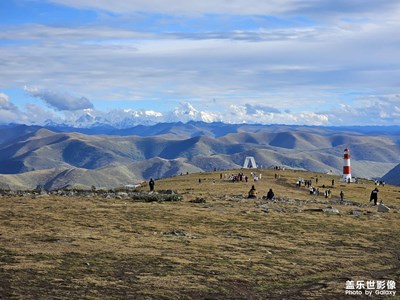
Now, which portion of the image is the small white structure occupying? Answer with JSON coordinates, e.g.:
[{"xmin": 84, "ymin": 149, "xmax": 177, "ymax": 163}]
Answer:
[{"xmin": 243, "ymin": 156, "xmax": 257, "ymax": 169}]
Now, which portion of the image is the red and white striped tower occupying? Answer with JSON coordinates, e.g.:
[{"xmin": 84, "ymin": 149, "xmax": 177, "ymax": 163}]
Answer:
[{"xmin": 342, "ymin": 148, "xmax": 352, "ymax": 182}]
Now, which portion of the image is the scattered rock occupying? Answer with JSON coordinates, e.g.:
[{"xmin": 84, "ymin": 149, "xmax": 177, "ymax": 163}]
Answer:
[
  {"xmin": 323, "ymin": 207, "xmax": 340, "ymax": 215},
  {"xmin": 189, "ymin": 197, "xmax": 206, "ymax": 203},
  {"xmin": 164, "ymin": 229, "xmax": 197, "ymax": 239},
  {"xmin": 167, "ymin": 229, "xmax": 186, "ymax": 236},
  {"xmin": 350, "ymin": 210, "xmax": 363, "ymax": 216},
  {"xmin": 303, "ymin": 206, "xmax": 340, "ymax": 214},
  {"xmin": 164, "ymin": 190, "xmax": 177, "ymax": 194},
  {"xmin": 303, "ymin": 208, "xmax": 324, "ymax": 212},
  {"xmin": 377, "ymin": 203, "xmax": 390, "ymax": 213}
]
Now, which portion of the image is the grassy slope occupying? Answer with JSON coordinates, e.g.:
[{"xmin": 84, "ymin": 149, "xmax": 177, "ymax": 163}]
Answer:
[{"xmin": 0, "ymin": 168, "xmax": 399, "ymax": 299}]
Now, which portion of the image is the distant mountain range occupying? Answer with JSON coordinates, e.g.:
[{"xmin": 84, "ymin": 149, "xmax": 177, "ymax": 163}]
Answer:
[
  {"xmin": 0, "ymin": 122, "xmax": 400, "ymax": 189},
  {"xmin": 42, "ymin": 102, "xmax": 219, "ymax": 129}
]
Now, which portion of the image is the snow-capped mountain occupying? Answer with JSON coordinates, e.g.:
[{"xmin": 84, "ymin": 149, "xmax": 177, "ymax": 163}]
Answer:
[
  {"xmin": 165, "ymin": 102, "xmax": 219, "ymax": 123},
  {"xmin": 45, "ymin": 102, "xmax": 220, "ymax": 129}
]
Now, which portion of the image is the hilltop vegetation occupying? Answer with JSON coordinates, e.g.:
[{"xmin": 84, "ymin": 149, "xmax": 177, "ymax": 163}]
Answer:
[{"xmin": 0, "ymin": 169, "xmax": 399, "ymax": 299}]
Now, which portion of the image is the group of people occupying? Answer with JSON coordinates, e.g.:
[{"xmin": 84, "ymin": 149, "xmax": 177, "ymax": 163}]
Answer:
[
  {"xmin": 225, "ymin": 173, "xmax": 248, "ymax": 182},
  {"xmin": 248, "ymin": 185, "xmax": 274, "ymax": 200},
  {"xmin": 147, "ymin": 174, "xmax": 382, "ymax": 206}
]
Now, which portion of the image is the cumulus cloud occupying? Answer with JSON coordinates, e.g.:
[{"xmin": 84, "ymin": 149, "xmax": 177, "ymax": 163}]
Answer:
[
  {"xmin": 245, "ymin": 104, "xmax": 281, "ymax": 115},
  {"xmin": 0, "ymin": 93, "xmax": 18, "ymax": 111},
  {"xmin": 24, "ymin": 86, "xmax": 94, "ymax": 111},
  {"xmin": 322, "ymin": 94, "xmax": 400, "ymax": 125},
  {"xmin": 0, "ymin": 93, "xmax": 67, "ymax": 125},
  {"xmin": 227, "ymin": 104, "xmax": 328, "ymax": 125},
  {"xmin": 0, "ymin": 93, "xmax": 27, "ymax": 124},
  {"xmin": 0, "ymin": 92, "xmax": 25, "ymax": 125},
  {"xmin": 24, "ymin": 103, "xmax": 63, "ymax": 125}
]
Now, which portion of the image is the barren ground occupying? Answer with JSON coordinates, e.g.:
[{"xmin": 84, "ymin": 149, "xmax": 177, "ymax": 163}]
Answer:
[{"xmin": 0, "ymin": 168, "xmax": 399, "ymax": 299}]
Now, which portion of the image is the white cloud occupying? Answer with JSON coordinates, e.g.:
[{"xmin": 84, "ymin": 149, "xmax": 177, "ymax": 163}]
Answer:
[
  {"xmin": 45, "ymin": 0, "xmax": 306, "ymax": 15},
  {"xmin": 67, "ymin": 102, "xmax": 330, "ymax": 126},
  {"xmin": 1, "ymin": 96, "xmax": 399, "ymax": 127},
  {"xmin": 321, "ymin": 94, "xmax": 400, "ymax": 125},
  {"xmin": 0, "ymin": 93, "xmax": 17, "ymax": 111},
  {"xmin": 1, "ymin": 19, "xmax": 398, "ymax": 100},
  {"xmin": 24, "ymin": 86, "xmax": 94, "ymax": 111},
  {"xmin": 0, "ymin": 93, "xmax": 65, "ymax": 125},
  {"xmin": 227, "ymin": 104, "xmax": 329, "ymax": 125},
  {"xmin": 1, "ymin": 1, "xmax": 400, "ymax": 125},
  {"xmin": 24, "ymin": 103, "xmax": 63, "ymax": 125},
  {"xmin": 245, "ymin": 104, "xmax": 281, "ymax": 115},
  {"xmin": 45, "ymin": 0, "xmax": 400, "ymax": 18},
  {"xmin": 0, "ymin": 93, "xmax": 22, "ymax": 124}
]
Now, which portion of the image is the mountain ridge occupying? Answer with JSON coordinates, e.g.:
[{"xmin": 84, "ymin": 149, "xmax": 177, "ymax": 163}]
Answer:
[{"xmin": 1, "ymin": 122, "xmax": 399, "ymax": 189}]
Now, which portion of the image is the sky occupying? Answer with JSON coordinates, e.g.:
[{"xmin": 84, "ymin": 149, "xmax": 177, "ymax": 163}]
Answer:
[{"xmin": 1, "ymin": 0, "xmax": 400, "ymax": 126}]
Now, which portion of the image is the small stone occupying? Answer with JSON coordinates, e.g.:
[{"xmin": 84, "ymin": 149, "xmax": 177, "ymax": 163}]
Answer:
[
  {"xmin": 377, "ymin": 203, "xmax": 390, "ymax": 213},
  {"xmin": 322, "ymin": 207, "xmax": 340, "ymax": 214},
  {"xmin": 189, "ymin": 197, "xmax": 206, "ymax": 203},
  {"xmin": 351, "ymin": 210, "xmax": 363, "ymax": 216}
]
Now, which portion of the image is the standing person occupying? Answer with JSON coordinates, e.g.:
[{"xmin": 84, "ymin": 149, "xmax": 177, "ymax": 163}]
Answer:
[
  {"xmin": 266, "ymin": 188, "xmax": 274, "ymax": 200},
  {"xmin": 332, "ymin": 179, "xmax": 335, "ymax": 186},
  {"xmin": 149, "ymin": 178, "xmax": 155, "ymax": 191},
  {"xmin": 340, "ymin": 190, "xmax": 344, "ymax": 203},
  {"xmin": 370, "ymin": 188, "xmax": 379, "ymax": 205},
  {"xmin": 248, "ymin": 185, "xmax": 257, "ymax": 199}
]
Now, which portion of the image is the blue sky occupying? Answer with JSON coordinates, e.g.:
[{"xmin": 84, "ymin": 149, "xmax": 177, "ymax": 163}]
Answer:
[{"xmin": 1, "ymin": 0, "xmax": 400, "ymax": 126}]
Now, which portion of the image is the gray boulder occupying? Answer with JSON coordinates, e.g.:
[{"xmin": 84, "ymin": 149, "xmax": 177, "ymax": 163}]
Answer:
[{"xmin": 377, "ymin": 203, "xmax": 390, "ymax": 213}]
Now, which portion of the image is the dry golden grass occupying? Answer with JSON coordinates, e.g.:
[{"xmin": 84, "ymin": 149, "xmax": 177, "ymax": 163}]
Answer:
[{"xmin": 0, "ymin": 168, "xmax": 399, "ymax": 299}]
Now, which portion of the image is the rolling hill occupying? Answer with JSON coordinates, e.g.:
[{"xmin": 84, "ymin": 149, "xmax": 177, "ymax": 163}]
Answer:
[
  {"xmin": 382, "ymin": 163, "xmax": 400, "ymax": 186},
  {"xmin": 0, "ymin": 123, "xmax": 399, "ymax": 189}
]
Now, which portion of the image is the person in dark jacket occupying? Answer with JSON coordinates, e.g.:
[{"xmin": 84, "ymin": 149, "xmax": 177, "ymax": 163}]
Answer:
[
  {"xmin": 266, "ymin": 188, "xmax": 275, "ymax": 200},
  {"xmin": 149, "ymin": 178, "xmax": 155, "ymax": 191},
  {"xmin": 370, "ymin": 188, "xmax": 379, "ymax": 205}
]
